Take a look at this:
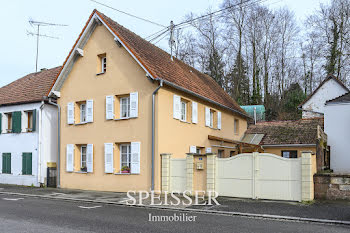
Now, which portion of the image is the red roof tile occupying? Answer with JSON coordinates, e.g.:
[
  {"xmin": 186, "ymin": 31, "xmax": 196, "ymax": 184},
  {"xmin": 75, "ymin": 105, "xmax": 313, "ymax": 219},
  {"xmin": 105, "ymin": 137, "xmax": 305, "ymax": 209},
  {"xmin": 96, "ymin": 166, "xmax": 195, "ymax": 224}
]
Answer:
[{"xmin": 0, "ymin": 67, "xmax": 61, "ymax": 106}]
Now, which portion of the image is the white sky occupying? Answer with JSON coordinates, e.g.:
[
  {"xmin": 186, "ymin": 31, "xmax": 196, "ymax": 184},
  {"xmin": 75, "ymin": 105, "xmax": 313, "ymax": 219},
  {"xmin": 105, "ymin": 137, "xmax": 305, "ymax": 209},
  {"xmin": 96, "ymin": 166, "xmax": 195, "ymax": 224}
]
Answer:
[{"xmin": 0, "ymin": 0, "xmax": 329, "ymax": 87}]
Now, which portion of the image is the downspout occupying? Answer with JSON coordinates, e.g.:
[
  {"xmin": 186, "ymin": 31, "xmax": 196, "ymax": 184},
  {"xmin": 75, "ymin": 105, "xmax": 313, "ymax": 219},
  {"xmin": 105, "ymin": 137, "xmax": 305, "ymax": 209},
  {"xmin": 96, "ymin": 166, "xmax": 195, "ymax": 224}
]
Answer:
[
  {"xmin": 38, "ymin": 101, "xmax": 45, "ymax": 186},
  {"xmin": 151, "ymin": 79, "xmax": 163, "ymax": 191},
  {"xmin": 47, "ymin": 98, "xmax": 61, "ymax": 188}
]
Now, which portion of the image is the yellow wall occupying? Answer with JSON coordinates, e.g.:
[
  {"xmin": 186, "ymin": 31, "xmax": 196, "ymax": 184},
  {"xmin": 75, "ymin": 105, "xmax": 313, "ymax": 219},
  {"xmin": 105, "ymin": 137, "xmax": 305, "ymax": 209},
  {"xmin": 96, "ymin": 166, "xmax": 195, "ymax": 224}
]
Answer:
[
  {"xmin": 263, "ymin": 147, "xmax": 316, "ymax": 158},
  {"xmin": 58, "ymin": 23, "xmax": 248, "ymax": 192}
]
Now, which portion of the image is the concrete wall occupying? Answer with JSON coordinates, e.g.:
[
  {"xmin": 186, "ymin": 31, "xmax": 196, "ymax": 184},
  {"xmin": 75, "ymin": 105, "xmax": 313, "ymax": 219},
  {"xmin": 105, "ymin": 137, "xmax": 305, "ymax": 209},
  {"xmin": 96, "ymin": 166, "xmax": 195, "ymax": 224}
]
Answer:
[
  {"xmin": 324, "ymin": 103, "xmax": 350, "ymax": 173},
  {"xmin": 0, "ymin": 102, "xmax": 57, "ymax": 186},
  {"xmin": 302, "ymin": 79, "xmax": 348, "ymax": 119}
]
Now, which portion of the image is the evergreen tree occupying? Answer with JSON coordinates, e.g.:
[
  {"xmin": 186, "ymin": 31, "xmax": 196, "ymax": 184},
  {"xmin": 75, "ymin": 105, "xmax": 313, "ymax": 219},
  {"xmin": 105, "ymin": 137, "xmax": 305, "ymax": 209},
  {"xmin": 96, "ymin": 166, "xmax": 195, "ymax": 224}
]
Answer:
[{"xmin": 205, "ymin": 48, "xmax": 225, "ymax": 87}]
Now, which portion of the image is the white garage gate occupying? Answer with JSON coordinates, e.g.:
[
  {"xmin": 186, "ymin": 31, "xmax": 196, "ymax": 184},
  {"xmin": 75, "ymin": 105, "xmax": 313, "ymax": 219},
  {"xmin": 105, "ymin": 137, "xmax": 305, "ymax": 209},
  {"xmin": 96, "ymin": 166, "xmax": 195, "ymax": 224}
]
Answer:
[{"xmin": 216, "ymin": 153, "xmax": 302, "ymax": 201}]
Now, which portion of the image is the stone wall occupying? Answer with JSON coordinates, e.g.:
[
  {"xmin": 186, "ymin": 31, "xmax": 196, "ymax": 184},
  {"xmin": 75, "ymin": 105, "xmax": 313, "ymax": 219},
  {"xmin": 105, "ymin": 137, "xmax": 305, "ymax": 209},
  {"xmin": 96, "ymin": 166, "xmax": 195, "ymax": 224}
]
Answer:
[{"xmin": 314, "ymin": 173, "xmax": 350, "ymax": 200}]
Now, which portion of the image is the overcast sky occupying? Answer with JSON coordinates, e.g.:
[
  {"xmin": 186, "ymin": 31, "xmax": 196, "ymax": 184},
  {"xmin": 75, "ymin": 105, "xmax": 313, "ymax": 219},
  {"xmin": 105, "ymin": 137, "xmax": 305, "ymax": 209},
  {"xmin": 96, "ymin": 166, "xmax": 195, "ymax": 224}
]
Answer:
[{"xmin": 0, "ymin": 0, "xmax": 329, "ymax": 87}]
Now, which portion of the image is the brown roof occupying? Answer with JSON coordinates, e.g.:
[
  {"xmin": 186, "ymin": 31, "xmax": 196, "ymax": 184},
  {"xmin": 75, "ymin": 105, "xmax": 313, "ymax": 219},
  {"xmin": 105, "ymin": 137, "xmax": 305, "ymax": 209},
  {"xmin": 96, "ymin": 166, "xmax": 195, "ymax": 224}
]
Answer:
[
  {"xmin": 0, "ymin": 67, "xmax": 61, "ymax": 106},
  {"xmin": 299, "ymin": 74, "xmax": 349, "ymax": 108},
  {"xmin": 50, "ymin": 10, "xmax": 248, "ymax": 118},
  {"xmin": 245, "ymin": 118, "xmax": 324, "ymax": 145}
]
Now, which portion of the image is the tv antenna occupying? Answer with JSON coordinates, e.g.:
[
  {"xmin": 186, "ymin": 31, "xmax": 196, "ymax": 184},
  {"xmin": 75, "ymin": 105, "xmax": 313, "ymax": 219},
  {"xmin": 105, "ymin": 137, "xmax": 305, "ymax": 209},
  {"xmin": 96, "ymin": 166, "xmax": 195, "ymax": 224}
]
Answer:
[{"xmin": 28, "ymin": 19, "xmax": 68, "ymax": 72}]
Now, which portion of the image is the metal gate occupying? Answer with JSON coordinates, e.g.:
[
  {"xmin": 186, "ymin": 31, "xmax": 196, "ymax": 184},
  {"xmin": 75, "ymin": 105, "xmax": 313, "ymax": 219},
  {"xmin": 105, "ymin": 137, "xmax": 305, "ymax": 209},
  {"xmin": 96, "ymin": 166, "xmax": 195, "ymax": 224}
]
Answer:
[
  {"xmin": 216, "ymin": 153, "xmax": 302, "ymax": 201},
  {"xmin": 169, "ymin": 159, "xmax": 187, "ymax": 192}
]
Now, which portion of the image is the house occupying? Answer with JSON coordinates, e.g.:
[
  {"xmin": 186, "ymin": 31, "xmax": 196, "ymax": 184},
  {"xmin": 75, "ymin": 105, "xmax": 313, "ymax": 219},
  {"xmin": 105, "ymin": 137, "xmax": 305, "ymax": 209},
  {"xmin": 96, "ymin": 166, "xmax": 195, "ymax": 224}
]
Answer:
[
  {"xmin": 47, "ymin": 10, "xmax": 250, "ymax": 192},
  {"xmin": 0, "ymin": 67, "xmax": 60, "ymax": 187},
  {"xmin": 325, "ymin": 92, "xmax": 350, "ymax": 173},
  {"xmin": 242, "ymin": 118, "xmax": 324, "ymax": 158},
  {"xmin": 299, "ymin": 75, "xmax": 348, "ymax": 119}
]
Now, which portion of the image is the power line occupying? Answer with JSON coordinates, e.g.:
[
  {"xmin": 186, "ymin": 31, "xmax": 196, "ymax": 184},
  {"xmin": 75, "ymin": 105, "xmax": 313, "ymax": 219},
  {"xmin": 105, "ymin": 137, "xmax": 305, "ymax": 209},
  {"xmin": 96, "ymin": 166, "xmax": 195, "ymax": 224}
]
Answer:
[
  {"xmin": 145, "ymin": 27, "xmax": 170, "ymax": 40},
  {"xmin": 89, "ymin": 0, "xmax": 167, "ymax": 28}
]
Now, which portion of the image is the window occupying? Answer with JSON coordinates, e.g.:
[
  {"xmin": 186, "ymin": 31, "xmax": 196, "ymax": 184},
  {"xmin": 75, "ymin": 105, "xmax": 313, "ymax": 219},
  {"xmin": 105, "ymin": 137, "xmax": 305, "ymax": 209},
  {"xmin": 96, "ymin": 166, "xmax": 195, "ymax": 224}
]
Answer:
[
  {"xmin": 210, "ymin": 110, "xmax": 214, "ymax": 128},
  {"xmin": 2, "ymin": 153, "xmax": 11, "ymax": 174},
  {"xmin": 230, "ymin": 151, "xmax": 235, "ymax": 157},
  {"xmin": 80, "ymin": 103, "xmax": 86, "ymax": 123},
  {"xmin": 25, "ymin": 110, "xmax": 36, "ymax": 132},
  {"xmin": 101, "ymin": 56, "xmax": 107, "ymax": 73},
  {"xmin": 218, "ymin": 150, "xmax": 224, "ymax": 158},
  {"xmin": 6, "ymin": 113, "xmax": 12, "ymax": 133},
  {"xmin": 81, "ymin": 145, "xmax": 87, "ymax": 171},
  {"xmin": 22, "ymin": 153, "xmax": 32, "ymax": 175},
  {"xmin": 120, "ymin": 144, "xmax": 131, "ymax": 172},
  {"xmin": 234, "ymin": 119, "xmax": 239, "ymax": 135},
  {"xmin": 120, "ymin": 97, "xmax": 130, "ymax": 119},
  {"xmin": 282, "ymin": 150, "xmax": 298, "ymax": 158},
  {"xmin": 180, "ymin": 101, "xmax": 187, "ymax": 121}
]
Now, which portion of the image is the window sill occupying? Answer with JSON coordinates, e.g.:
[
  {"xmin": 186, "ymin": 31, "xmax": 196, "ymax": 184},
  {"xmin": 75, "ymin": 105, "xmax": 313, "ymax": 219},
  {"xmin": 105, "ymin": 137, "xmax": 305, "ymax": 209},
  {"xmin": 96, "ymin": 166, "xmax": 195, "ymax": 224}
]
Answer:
[
  {"xmin": 114, "ymin": 173, "xmax": 139, "ymax": 175},
  {"xmin": 74, "ymin": 171, "xmax": 89, "ymax": 174},
  {"xmin": 114, "ymin": 117, "xmax": 137, "ymax": 121},
  {"xmin": 96, "ymin": 72, "xmax": 106, "ymax": 76},
  {"xmin": 74, "ymin": 122, "xmax": 90, "ymax": 125},
  {"xmin": 180, "ymin": 120, "xmax": 191, "ymax": 124}
]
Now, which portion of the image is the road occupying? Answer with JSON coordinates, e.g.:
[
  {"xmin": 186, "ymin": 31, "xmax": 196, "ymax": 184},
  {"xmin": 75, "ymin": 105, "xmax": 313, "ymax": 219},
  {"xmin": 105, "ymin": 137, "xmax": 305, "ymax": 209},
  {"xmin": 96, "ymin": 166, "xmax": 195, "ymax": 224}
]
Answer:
[{"xmin": 0, "ymin": 193, "xmax": 349, "ymax": 233}]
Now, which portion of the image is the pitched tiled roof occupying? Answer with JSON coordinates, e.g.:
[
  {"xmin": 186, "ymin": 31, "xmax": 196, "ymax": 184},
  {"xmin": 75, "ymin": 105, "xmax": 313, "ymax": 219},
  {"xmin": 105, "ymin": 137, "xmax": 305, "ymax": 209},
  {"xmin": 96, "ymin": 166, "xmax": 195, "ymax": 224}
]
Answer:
[
  {"xmin": 245, "ymin": 118, "xmax": 324, "ymax": 145},
  {"xmin": 326, "ymin": 92, "xmax": 350, "ymax": 104},
  {"xmin": 0, "ymin": 67, "xmax": 61, "ymax": 106},
  {"xmin": 50, "ymin": 10, "xmax": 247, "ymax": 118},
  {"xmin": 298, "ymin": 74, "xmax": 349, "ymax": 108}
]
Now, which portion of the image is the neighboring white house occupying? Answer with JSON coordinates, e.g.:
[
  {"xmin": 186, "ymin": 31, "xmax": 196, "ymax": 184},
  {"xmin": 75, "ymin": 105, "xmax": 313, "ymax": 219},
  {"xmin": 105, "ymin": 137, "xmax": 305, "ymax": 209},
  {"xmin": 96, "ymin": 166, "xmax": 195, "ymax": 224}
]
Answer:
[
  {"xmin": 0, "ymin": 67, "xmax": 60, "ymax": 186},
  {"xmin": 299, "ymin": 75, "xmax": 349, "ymax": 119},
  {"xmin": 325, "ymin": 92, "xmax": 350, "ymax": 173}
]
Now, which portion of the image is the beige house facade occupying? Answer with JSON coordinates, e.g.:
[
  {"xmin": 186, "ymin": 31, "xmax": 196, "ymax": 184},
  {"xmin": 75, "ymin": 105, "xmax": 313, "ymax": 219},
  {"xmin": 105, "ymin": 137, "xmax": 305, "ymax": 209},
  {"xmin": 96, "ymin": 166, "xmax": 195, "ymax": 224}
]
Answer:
[{"xmin": 49, "ymin": 10, "xmax": 250, "ymax": 192}]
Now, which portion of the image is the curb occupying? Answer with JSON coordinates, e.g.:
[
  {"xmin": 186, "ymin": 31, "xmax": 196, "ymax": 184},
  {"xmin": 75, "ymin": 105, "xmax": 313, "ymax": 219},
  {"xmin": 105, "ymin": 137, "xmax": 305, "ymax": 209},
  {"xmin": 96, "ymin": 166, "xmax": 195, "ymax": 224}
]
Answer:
[{"xmin": 1, "ymin": 191, "xmax": 350, "ymax": 226}]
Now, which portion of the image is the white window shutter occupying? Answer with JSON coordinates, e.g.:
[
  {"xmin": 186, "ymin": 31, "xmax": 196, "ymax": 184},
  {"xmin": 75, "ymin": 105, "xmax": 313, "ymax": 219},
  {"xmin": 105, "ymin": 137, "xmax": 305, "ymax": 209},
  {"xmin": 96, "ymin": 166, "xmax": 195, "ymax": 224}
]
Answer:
[
  {"xmin": 217, "ymin": 111, "xmax": 221, "ymax": 130},
  {"xmin": 131, "ymin": 142, "xmax": 140, "ymax": 174},
  {"xmin": 104, "ymin": 143, "xmax": 114, "ymax": 173},
  {"xmin": 130, "ymin": 92, "xmax": 138, "ymax": 118},
  {"xmin": 86, "ymin": 144, "xmax": 93, "ymax": 173},
  {"xmin": 205, "ymin": 107, "xmax": 210, "ymax": 126},
  {"xmin": 206, "ymin": 147, "xmax": 212, "ymax": 153},
  {"xmin": 173, "ymin": 95, "xmax": 181, "ymax": 119},
  {"xmin": 66, "ymin": 144, "xmax": 74, "ymax": 172},
  {"xmin": 21, "ymin": 111, "xmax": 28, "ymax": 132},
  {"xmin": 189, "ymin": 145, "xmax": 196, "ymax": 153},
  {"xmin": 192, "ymin": 102, "xmax": 198, "ymax": 124},
  {"xmin": 106, "ymin": 96, "xmax": 114, "ymax": 120},
  {"xmin": 86, "ymin": 100, "xmax": 94, "ymax": 122},
  {"xmin": 67, "ymin": 102, "xmax": 75, "ymax": 125}
]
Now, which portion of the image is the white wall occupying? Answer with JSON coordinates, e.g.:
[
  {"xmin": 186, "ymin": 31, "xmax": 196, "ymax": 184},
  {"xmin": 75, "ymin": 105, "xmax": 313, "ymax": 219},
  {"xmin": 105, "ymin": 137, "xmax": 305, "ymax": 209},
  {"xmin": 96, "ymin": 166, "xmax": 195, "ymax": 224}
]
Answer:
[
  {"xmin": 0, "ymin": 102, "xmax": 58, "ymax": 186},
  {"xmin": 302, "ymin": 79, "xmax": 348, "ymax": 119},
  {"xmin": 325, "ymin": 103, "xmax": 350, "ymax": 173}
]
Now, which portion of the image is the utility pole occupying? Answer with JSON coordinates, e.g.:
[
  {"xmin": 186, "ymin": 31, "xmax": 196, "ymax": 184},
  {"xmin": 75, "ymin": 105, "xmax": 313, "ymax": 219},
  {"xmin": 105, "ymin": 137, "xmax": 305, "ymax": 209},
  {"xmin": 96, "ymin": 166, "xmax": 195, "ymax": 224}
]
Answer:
[
  {"xmin": 169, "ymin": 20, "xmax": 175, "ymax": 60},
  {"xmin": 28, "ymin": 20, "xmax": 68, "ymax": 72}
]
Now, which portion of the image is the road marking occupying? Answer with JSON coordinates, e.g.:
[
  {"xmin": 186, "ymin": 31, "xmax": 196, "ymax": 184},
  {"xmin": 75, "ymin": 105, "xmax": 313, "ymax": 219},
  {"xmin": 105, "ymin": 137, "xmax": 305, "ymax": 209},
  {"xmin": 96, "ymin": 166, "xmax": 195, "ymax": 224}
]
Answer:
[
  {"xmin": 2, "ymin": 198, "xmax": 24, "ymax": 201},
  {"xmin": 78, "ymin": 205, "xmax": 102, "ymax": 209}
]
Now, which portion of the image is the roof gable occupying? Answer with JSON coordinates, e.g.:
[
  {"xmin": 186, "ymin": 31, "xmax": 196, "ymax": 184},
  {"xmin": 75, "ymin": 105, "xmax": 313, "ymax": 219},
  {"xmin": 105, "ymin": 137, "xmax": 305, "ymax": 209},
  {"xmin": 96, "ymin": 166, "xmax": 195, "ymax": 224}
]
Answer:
[
  {"xmin": 0, "ymin": 67, "xmax": 61, "ymax": 106},
  {"xmin": 299, "ymin": 75, "xmax": 349, "ymax": 108},
  {"xmin": 49, "ymin": 10, "xmax": 248, "ymax": 118}
]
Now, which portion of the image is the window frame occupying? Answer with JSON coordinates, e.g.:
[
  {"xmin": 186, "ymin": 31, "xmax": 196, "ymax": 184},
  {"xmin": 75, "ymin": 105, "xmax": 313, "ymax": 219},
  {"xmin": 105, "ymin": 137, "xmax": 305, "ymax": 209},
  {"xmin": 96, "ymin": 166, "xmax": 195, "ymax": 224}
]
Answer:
[
  {"xmin": 210, "ymin": 111, "xmax": 214, "ymax": 128},
  {"xmin": 120, "ymin": 97, "xmax": 130, "ymax": 119},
  {"xmin": 180, "ymin": 100, "xmax": 187, "ymax": 122},
  {"xmin": 81, "ymin": 145, "xmax": 87, "ymax": 170},
  {"xmin": 80, "ymin": 103, "xmax": 87, "ymax": 123},
  {"xmin": 218, "ymin": 150, "xmax": 224, "ymax": 158},
  {"xmin": 6, "ymin": 113, "xmax": 12, "ymax": 133},
  {"xmin": 234, "ymin": 119, "xmax": 239, "ymax": 135},
  {"xmin": 120, "ymin": 144, "xmax": 131, "ymax": 171},
  {"xmin": 101, "ymin": 56, "xmax": 107, "ymax": 73},
  {"xmin": 282, "ymin": 150, "xmax": 298, "ymax": 159}
]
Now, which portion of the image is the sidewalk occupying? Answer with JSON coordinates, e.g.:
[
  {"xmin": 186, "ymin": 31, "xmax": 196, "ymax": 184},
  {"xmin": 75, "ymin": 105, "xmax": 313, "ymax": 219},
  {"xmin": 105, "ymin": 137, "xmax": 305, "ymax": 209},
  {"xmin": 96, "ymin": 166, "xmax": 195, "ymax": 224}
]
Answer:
[{"xmin": 1, "ymin": 184, "xmax": 350, "ymax": 223}]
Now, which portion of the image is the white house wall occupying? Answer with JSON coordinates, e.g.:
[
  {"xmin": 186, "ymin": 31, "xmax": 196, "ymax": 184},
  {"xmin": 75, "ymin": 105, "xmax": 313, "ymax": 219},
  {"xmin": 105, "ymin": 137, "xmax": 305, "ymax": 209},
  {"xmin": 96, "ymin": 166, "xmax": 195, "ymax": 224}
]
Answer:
[
  {"xmin": 302, "ymin": 79, "xmax": 348, "ymax": 119},
  {"xmin": 324, "ymin": 103, "xmax": 350, "ymax": 173},
  {"xmin": 0, "ymin": 102, "xmax": 58, "ymax": 186}
]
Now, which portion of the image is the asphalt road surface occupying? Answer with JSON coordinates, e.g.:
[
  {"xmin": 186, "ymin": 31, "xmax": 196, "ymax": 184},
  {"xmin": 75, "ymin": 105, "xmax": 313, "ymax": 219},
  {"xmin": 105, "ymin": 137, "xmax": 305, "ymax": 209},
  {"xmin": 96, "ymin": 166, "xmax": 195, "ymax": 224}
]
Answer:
[{"xmin": 0, "ymin": 193, "xmax": 349, "ymax": 233}]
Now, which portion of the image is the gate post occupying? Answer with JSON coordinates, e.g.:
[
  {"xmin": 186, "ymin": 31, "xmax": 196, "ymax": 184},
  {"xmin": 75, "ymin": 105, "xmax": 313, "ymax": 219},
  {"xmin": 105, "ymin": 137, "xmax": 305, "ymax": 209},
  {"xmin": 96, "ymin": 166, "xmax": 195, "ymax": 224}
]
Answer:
[
  {"xmin": 186, "ymin": 153, "xmax": 194, "ymax": 195},
  {"xmin": 206, "ymin": 154, "xmax": 217, "ymax": 194},
  {"xmin": 301, "ymin": 151, "xmax": 314, "ymax": 201},
  {"xmin": 161, "ymin": 153, "xmax": 172, "ymax": 193}
]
